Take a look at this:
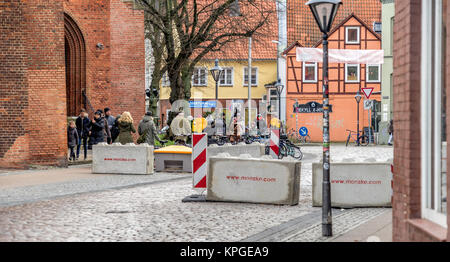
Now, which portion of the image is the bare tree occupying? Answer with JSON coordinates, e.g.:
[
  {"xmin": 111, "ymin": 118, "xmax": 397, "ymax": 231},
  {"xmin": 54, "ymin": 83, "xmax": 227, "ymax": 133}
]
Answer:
[{"xmin": 135, "ymin": 0, "xmax": 275, "ymax": 104}]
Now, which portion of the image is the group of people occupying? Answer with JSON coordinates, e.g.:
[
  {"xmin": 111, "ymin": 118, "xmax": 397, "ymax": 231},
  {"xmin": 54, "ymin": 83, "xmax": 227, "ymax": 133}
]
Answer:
[{"xmin": 67, "ymin": 108, "xmax": 163, "ymax": 162}]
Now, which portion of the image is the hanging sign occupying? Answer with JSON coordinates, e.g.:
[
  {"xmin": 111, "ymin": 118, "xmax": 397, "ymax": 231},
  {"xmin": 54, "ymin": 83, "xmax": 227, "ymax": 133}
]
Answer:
[
  {"xmin": 296, "ymin": 47, "xmax": 384, "ymax": 64},
  {"xmin": 293, "ymin": 101, "xmax": 333, "ymax": 113}
]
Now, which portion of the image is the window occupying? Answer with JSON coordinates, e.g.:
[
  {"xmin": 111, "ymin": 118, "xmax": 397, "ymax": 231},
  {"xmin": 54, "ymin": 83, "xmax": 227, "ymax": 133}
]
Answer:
[
  {"xmin": 345, "ymin": 64, "xmax": 360, "ymax": 83},
  {"xmin": 219, "ymin": 67, "xmax": 234, "ymax": 86},
  {"xmin": 162, "ymin": 72, "xmax": 170, "ymax": 87},
  {"xmin": 303, "ymin": 62, "xmax": 317, "ymax": 83},
  {"xmin": 421, "ymin": 0, "xmax": 447, "ymax": 228},
  {"xmin": 244, "ymin": 67, "xmax": 258, "ymax": 86},
  {"xmin": 366, "ymin": 64, "xmax": 381, "ymax": 82},
  {"xmin": 192, "ymin": 67, "xmax": 207, "ymax": 86},
  {"xmin": 345, "ymin": 26, "xmax": 360, "ymax": 44}
]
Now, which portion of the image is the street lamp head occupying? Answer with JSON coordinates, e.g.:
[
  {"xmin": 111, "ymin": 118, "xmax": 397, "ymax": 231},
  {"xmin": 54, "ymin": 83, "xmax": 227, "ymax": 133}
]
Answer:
[
  {"xmin": 275, "ymin": 80, "xmax": 284, "ymax": 93},
  {"xmin": 306, "ymin": 0, "xmax": 342, "ymax": 34},
  {"xmin": 210, "ymin": 58, "xmax": 223, "ymax": 82},
  {"xmin": 355, "ymin": 91, "xmax": 362, "ymax": 103}
]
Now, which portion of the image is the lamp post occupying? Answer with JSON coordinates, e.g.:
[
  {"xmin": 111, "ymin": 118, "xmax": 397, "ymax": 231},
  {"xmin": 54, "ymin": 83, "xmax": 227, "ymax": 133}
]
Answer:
[
  {"xmin": 355, "ymin": 91, "xmax": 362, "ymax": 146},
  {"xmin": 275, "ymin": 80, "xmax": 284, "ymax": 126},
  {"xmin": 210, "ymin": 59, "xmax": 224, "ymax": 113},
  {"xmin": 306, "ymin": 0, "xmax": 342, "ymax": 237}
]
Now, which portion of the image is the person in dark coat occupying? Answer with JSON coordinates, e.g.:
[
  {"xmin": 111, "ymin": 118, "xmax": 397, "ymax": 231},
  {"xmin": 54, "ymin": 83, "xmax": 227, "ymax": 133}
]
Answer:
[
  {"xmin": 138, "ymin": 111, "xmax": 165, "ymax": 146},
  {"xmin": 75, "ymin": 109, "xmax": 91, "ymax": 160},
  {"xmin": 111, "ymin": 114, "xmax": 121, "ymax": 143},
  {"xmin": 68, "ymin": 121, "xmax": 79, "ymax": 162},
  {"xmin": 104, "ymin": 107, "xmax": 115, "ymax": 144},
  {"xmin": 115, "ymin": 111, "xmax": 136, "ymax": 144},
  {"xmin": 90, "ymin": 110, "xmax": 107, "ymax": 145},
  {"xmin": 388, "ymin": 119, "xmax": 393, "ymax": 146}
]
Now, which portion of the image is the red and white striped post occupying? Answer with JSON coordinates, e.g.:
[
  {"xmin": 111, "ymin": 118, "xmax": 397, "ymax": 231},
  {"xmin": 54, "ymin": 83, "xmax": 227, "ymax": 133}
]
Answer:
[
  {"xmin": 192, "ymin": 133, "xmax": 207, "ymax": 192},
  {"xmin": 270, "ymin": 129, "xmax": 280, "ymax": 159}
]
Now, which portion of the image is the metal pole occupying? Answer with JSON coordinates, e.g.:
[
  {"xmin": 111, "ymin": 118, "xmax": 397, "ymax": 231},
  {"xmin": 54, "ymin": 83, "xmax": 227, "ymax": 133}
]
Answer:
[
  {"xmin": 248, "ymin": 37, "xmax": 252, "ymax": 132},
  {"xmin": 368, "ymin": 107, "xmax": 371, "ymax": 144},
  {"xmin": 322, "ymin": 33, "xmax": 332, "ymax": 237},
  {"xmin": 357, "ymin": 99, "xmax": 360, "ymax": 146},
  {"xmin": 215, "ymin": 80, "xmax": 218, "ymax": 101}
]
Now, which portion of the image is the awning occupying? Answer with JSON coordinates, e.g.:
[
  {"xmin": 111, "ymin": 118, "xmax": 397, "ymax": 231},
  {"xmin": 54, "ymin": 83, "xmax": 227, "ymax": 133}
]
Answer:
[{"xmin": 296, "ymin": 47, "xmax": 384, "ymax": 64}]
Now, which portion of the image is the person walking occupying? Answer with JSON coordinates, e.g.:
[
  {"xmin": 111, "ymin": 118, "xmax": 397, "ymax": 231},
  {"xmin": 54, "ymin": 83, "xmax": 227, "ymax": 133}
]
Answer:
[
  {"xmin": 75, "ymin": 109, "xmax": 91, "ymax": 160},
  {"xmin": 388, "ymin": 119, "xmax": 394, "ymax": 146},
  {"xmin": 90, "ymin": 110, "xmax": 107, "ymax": 145},
  {"xmin": 104, "ymin": 107, "xmax": 115, "ymax": 144},
  {"xmin": 138, "ymin": 111, "xmax": 165, "ymax": 146},
  {"xmin": 115, "ymin": 111, "xmax": 136, "ymax": 144},
  {"xmin": 67, "ymin": 121, "xmax": 79, "ymax": 162}
]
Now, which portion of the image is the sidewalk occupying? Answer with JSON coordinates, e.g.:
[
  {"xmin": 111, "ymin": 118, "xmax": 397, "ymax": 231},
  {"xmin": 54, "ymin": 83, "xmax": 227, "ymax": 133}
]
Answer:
[
  {"xmin": 330, "ymin": 209, "xmax": 392, "ymax": 242},
  {"xmin": 0, "ymin": 164, "xmax": 191, "ymax": 207}
]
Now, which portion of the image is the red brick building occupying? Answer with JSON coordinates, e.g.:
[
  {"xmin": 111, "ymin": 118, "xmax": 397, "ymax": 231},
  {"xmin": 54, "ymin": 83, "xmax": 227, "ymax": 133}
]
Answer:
[
  {"xmin": 393, "ymin": 0, "xmax": 449, "ymax": 241},
  {"xmin": 0, "ymin": 0, "xmax": 145, "ymax": 168}
]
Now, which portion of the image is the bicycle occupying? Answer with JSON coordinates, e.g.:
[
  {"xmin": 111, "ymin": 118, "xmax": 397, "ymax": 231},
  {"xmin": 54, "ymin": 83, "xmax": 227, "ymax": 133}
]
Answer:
[
  {"xmin": 345, "ymin": 129, "xmax": 369, "ymax": 147},
  {"xmin": 287, "ymin": 128, "xmax": 311, "ymax": 145},
  {"xmin": 279, "ymin": 135, "xmax": 303, "ymax": 160}
]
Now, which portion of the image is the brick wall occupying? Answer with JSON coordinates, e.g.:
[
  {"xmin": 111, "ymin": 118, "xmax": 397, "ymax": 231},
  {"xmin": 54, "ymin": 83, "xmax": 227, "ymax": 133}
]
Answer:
[
  {"xmin": 0, "ymin": 0, "xmax": 145, "ymax": 168},
  {"xmin": 393, "ymin": 0, "xmax": 450, "ymax": 242},
  {"xmin": 392, "ymin": 0, "xmax": 422, "ymax": 242},
  {"xmin": 0, "ymin": 0, "xmax": 66, "ymax": 168},
  {"xmin": 0, "ymin": 0, "xmax": 29, "ymax": 166},
  {"xmin": 109, "ymin": 0, "xmax": 145, "ymax": 132}
]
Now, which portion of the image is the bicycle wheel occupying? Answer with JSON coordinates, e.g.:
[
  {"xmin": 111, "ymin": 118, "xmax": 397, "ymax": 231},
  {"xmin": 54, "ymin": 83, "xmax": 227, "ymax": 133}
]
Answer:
[
  {"xmin": 291, "ymin": 146, "xmax": 303, "ymax": 160},
  {"xmin": 304, "ymin": 135, "xmax": 311, "ymax": 144},
  {"xmin": 346, "ymin": 133, "xmax": 351, "ymax": 147},
  {"xmin": 359, "ymin": 135, "xmax": 369, "ymax": 146},
  {"xmin": 279, "ymin": 142, "xmax": 288, "ymax": 159},
  {"xmin": 217, "ymin": 137, "xmax": 225, "ymax": 146}
]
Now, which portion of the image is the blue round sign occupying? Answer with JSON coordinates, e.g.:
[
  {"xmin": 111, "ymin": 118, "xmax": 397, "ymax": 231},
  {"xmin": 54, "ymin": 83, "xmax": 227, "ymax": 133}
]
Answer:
[{"xmin": 299, "ymin": 127, "xmax": 308, "ymax": 137}]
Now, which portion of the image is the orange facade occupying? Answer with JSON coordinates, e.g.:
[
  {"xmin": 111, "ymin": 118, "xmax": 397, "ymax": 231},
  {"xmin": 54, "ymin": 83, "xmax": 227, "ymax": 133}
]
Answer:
[{"xmin": 284, "ymin": 15, "xmax": 381, "ymax": 142}]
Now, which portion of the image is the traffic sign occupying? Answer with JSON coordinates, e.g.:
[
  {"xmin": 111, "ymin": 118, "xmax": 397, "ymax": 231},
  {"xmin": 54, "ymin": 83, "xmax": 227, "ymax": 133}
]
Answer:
[
  {"xmin": 362, "ymin": 87, "xmax": 374, "ymax": 99},
  {"xmin": 299, "ymin": 127, "xmax": 308, "ymax": 137},
  {"xmin": 364, "ymin": 99, "xmax": 373, "ymax": 110}
]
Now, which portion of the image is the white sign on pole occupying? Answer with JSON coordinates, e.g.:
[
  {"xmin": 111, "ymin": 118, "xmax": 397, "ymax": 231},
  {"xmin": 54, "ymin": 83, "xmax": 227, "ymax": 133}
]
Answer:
[{"xmin": 364, "ymin": 100, "xmax": 373, "ymax": 110}]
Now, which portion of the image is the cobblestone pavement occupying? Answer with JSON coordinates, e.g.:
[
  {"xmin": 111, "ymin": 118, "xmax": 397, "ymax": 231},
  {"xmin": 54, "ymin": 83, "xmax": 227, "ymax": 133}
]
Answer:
[{"xmin": 0, "ymin": 145, "xmax": 392, "ymax": 242}]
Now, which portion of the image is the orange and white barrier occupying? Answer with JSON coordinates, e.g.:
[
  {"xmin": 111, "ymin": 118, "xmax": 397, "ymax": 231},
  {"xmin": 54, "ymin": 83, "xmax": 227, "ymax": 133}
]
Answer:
[
  {"xmin": 270, "ymin": 129, "xmax": 280, "ymax": 159},
  {"xmin": 192, "ymin": 133, "xmax": 207, "ymax": 191}
]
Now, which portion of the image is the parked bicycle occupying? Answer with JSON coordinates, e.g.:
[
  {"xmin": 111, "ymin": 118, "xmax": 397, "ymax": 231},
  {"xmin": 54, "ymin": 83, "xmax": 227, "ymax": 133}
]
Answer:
[
  {"xmin": 208, "ymin": 135, "xmax": 228, "ymax": 146},
  {"xmin": 345, "ymin": 129, "xmax": 369, "ymax": 147},
  {"xmin": 279, "ymin": 135, "xmax": 303, "ymax": 160},
  {"xmin": 287, "ymin": 128, "xmax": 311, "ymax": 145}
]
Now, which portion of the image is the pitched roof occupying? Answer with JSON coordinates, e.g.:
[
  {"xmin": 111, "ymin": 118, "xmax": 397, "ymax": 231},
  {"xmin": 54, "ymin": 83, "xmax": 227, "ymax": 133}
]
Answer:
[
  {"xmin": 202, "ymin": 0, "xmax": 278, "ymax": 61},
  {"xmin": 287, "ymin": 0, "xmax": 381, "ymax": 47}
]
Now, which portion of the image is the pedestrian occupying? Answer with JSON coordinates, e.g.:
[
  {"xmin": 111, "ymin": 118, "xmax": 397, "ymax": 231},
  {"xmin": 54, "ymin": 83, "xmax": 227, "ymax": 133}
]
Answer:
[
  {"xmin": 115, "ymin": 111, "xmax": 136, "ymax": 144},
  {"xmin": 104, "ymin": 107, "xmax": 115, "ymax": 144},
  {"xmin": 137, "ymin": 111, "xmax": 166, "ymax": 146},
  {"xmin": 388, "ymin": 119, "xmax": 393, "ymax": 146},
  {"xmin": 111, "ymin": 114, "xmax": 121, "ymax": 143},
  {"xmin": 67, "ymin": 120, "xmax": 79, "ymax": 162},
  {"xmin": 90, "ymin": 110, "xmax": 107, "ymax": 145},
  {"xmin": 75, "ymin": 109, "xmax": 91, "ymax": 160}
]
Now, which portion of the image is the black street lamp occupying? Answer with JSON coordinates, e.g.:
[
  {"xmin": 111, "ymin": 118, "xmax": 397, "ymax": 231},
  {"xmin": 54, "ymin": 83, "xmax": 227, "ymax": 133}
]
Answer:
[
  {"xmin": 210, "ymin": 59, "xmax": 224, "ymax": 101},
  {"xmin": 275, "ymin": 79, "xmax": 284, "ymax": 128},
  {"xmin": 355, "ymin": 91, "xmax": 362, "ymax": 146},
  {"xmin": 306, "ymin": 0, "xmax": 342, "ymax": 237}
]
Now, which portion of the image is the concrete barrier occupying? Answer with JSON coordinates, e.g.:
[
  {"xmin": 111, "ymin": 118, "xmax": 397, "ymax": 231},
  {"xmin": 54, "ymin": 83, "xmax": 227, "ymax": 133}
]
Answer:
[
  {"xmin": 207, "ymin": 143, "xmax": 266, "ymax": 158},
  {"xmin": 154, "ymin": 145, "xmax": 192, "ymax": 173},
  {"xmin": 92, "ymin": 143, "xmax": 154, "ymax": 175},
  {"xmin": 207, "ymin": 155, "xmax": 301, "ymax": 205},
  {"xmin": 312, "ymin": 162, "xmax": 392, "ymax": 208}
]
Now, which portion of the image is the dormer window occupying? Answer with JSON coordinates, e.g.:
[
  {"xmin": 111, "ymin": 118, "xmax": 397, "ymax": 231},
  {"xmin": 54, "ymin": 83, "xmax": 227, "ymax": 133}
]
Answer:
[{"xmin": 345, "ymin": 26, "xmax": 360, "ymax": 44}]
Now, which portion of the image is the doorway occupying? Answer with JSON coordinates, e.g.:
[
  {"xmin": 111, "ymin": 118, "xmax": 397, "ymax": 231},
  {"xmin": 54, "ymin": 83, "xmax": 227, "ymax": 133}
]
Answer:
[{"xmin": 64, "ymin": 13, "xmax": 86, "ymax": 117}]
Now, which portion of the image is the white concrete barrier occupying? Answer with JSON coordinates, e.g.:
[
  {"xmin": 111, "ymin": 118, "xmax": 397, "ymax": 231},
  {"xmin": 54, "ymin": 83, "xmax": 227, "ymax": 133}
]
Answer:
[
  {"xmin": 312, "ymin": 162, "xmax": 392, "ymax": 208},
  {"xmin": 207, "ymin": 143, "xmax": 266, "ymax": 158},
  {"xmin": 207, "ymin": 155, "xmax": 301, "ymax": 205},
  {"xmin": 92, "ymin": 143, "xmax": 154, "ymax": 175}
]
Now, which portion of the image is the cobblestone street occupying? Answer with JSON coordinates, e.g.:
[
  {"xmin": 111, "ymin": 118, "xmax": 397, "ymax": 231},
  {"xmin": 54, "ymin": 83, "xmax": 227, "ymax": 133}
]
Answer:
[{"xmin": 0, "ymin": 145, "xmax": 393, "ymax": 242}]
